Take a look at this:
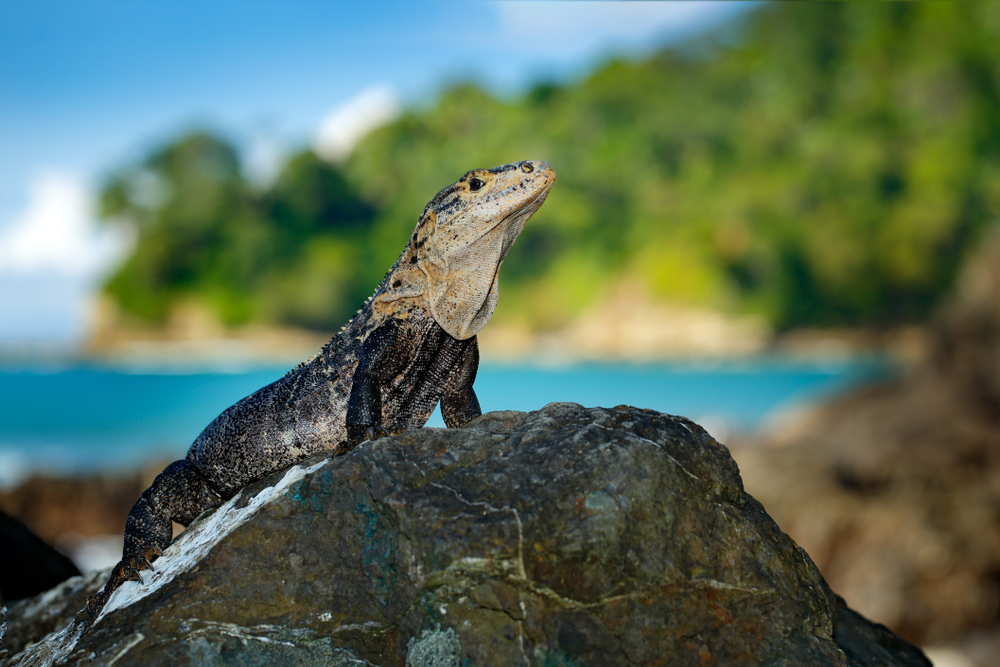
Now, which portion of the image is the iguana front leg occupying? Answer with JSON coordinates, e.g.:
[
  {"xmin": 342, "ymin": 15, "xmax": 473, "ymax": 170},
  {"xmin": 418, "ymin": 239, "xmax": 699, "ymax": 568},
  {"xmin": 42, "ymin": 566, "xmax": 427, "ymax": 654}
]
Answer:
[
  {"xmin": 345, "ymin": 321, "xmax": 409, "ymax": 444},
  {"xmin": 83, "ymin": 459, "xmax": 222, "ymax": 629},
  {"xmin": 441, "ymin": 337, "xmax": 482, "ymax": 427}
]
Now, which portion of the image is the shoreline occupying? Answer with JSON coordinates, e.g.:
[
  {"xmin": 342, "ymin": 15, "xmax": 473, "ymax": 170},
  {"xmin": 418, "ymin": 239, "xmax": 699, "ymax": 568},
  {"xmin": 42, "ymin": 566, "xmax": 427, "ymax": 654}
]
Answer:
[
  {"xmin": 1, "ymin": 294, "xmax": 928, "ymax": 369},
  {"xmin": 0, "ymin": 319, "xmax": 929, "ymax": 371},
  {"xmin": 0, "ymin": 354, "xmax": 897, "ymax": 492}
]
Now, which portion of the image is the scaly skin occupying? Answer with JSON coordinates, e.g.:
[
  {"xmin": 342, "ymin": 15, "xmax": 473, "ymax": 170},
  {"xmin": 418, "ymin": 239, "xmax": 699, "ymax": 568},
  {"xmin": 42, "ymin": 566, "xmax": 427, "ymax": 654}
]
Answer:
[{"xmin": 83, "ymin": 160, "xmax": 556, "ymax": 629}]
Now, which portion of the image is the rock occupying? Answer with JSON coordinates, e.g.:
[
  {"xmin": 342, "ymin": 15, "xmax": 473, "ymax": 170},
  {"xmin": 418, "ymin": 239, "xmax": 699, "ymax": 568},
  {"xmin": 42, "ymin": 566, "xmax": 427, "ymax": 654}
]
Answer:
[
  {"xmin": 0, "ymin": 572, "xmax": 104, "ymax": 659},
  {"xmin": 731, "ymin": 229, "xmax": 1000, "ymax": 652},
  {"xmin": 0, "ymin": 512, "xmax": 80, "ymax": 605},
  {"xmin": 0, "ymin": 467, "xmax": 166, "ymax": 547},
  {"xmin": 2, "ymin": 404, "xmax": 929, "ymax": 666},
  {"xmin": 733, "ymin": 376, "xmax": 1000, "ymax": 644},
  {"xmin": 933, "ymin": 227, "xmax": 1000, "ymax": 412}
]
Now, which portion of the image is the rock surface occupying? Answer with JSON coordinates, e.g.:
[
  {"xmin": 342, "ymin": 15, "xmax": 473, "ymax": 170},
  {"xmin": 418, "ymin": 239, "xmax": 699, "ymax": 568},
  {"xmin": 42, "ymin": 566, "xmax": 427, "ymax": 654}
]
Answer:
[
  {"xmin": 2, "ymin": 403, "xmax": 929, "ymax": 666},
  {"xmin": 0, "ymin": 512, "xmax": 80, "ymax": 604},
  {"xmin": 730, "ymin": 230, "xmax": 1000, "ymax": 656},
  {"xmin": 0, "ymin": 467, "xmax": 165, "ymax": 552}
]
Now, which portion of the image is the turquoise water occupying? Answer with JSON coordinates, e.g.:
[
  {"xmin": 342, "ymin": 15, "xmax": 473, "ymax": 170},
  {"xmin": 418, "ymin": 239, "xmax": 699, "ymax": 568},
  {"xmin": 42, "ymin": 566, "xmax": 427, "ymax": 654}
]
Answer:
[{"xmin": 0, "ymin": 358, "xmax": 890, "ymax": 487}]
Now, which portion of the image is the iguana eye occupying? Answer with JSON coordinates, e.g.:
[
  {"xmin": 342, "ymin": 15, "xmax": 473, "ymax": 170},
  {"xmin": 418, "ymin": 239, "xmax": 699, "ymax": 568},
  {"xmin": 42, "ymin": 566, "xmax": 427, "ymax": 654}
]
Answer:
[{"xmin": 468, "ymin": 177, "xmax": 485, "ymax": 192}]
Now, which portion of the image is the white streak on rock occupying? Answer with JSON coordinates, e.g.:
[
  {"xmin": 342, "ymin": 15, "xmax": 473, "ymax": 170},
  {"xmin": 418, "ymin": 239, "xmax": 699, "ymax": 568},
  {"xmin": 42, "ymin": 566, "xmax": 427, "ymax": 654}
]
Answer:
[
  {"xmin": 99, "ymin": 460, "xmax": 327, "ymax": 620},
  {"xmin": 9, "ymin": 623, "xmax": 84, "ymax": 667},
  {"xmin": 105, "ymin": 632, "xmax": 144, "ymax": 667}
]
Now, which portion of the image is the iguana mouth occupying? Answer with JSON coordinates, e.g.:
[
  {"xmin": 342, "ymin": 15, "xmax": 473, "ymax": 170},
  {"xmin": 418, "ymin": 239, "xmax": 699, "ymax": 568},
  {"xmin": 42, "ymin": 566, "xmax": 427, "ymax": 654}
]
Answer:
[{"xmin": 479, "ymin": 173, "xmax": 554, "ymax": 241}]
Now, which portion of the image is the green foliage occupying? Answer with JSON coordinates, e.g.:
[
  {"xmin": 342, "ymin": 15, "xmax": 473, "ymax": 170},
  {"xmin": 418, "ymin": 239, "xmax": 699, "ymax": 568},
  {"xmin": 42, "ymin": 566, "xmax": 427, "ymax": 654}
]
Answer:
[
  {"xmin": 102, "ymin": 134, "xmax": 376, "ymax": 328},
  {"xmin": 102, "ymin": 2, "xmax": 1000, "ymax": 332}
]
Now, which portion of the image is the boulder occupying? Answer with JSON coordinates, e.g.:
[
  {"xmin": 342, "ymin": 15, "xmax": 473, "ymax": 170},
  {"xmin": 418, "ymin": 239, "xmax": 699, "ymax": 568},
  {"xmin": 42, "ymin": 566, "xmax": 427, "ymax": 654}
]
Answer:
[
  {"xmin": 0, "ymin": 512, "xmax": 80, "ymax": 605},
  {"xmin": 731, "ymin": 229, "xmax": 1000, "ymax": 654},
  {"xmin": 0, "ymin": 469, "xmax": 163, "ymax": 547},
  {"xmin": 933, "ymin": 226, "xmax": 1000, "ymax": 413},
  {"xmin": 2, "ymin": 404, "xmax": 929, "ymax": 666}
]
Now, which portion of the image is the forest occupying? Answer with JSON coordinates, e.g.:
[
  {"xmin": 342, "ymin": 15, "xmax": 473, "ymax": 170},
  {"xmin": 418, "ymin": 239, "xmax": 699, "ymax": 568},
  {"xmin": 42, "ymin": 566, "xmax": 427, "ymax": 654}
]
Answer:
[{"xmin": 99, "ymin": 2, "xmax": 1000, "ymax": 333}]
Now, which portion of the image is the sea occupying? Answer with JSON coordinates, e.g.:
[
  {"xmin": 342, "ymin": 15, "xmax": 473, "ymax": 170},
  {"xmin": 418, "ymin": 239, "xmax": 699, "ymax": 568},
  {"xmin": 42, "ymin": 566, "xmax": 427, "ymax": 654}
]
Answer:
[{"xmin": 0, "ymin": 356, "xmax": 892, "ymax": 490}]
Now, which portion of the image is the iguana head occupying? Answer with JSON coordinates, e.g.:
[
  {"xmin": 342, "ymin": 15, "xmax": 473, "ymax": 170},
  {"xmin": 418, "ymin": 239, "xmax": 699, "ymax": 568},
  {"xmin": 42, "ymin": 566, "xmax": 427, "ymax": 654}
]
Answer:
[{"xmin": 413, "ymin": 160, "xmax": 555, "ymax": 340}]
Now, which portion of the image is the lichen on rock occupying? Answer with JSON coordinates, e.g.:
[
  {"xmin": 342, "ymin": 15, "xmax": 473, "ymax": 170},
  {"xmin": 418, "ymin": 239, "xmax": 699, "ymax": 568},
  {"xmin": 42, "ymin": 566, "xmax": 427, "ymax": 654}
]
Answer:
[{"xmin": 406, "ymin": 628, "xmax": 461, "ymax": 667}]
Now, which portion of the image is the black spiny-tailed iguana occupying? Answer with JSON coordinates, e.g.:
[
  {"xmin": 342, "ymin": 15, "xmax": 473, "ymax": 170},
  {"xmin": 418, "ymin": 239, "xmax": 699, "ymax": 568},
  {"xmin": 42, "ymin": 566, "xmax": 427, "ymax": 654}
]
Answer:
[{"xmin": 83, "ymin": 160, "xmax": 556, "ymax": 628}]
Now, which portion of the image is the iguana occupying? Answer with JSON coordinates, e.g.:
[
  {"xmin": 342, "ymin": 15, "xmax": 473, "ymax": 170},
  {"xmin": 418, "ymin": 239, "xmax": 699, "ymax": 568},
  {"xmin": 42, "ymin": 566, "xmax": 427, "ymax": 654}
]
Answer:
[{"xmin": 83, "ymin": 159, "xmax": 555, "ymax": 628}]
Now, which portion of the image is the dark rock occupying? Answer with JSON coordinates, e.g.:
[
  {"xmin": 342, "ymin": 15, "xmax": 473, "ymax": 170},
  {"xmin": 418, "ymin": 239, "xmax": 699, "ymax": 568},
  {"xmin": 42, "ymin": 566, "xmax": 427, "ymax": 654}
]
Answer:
[
  {"xmin": 0, "ymin": 571, "xmax": 104, "ymax": 659},
  {"xmin": 732, "ymin": 229, "xmax": 1000, "ymax": 651},
  {"xmin": 3, "ymin": 404, "xmax": 929, "ymax": 666},
  {"xmin": 0, "ymin": 511, "xmax": 80, "ymax": 604},
  {"xmin": 933, "ymin": 227, "xmax": 1000, "ymax": 413},
  {"xmin": 0, "ymin": 467, "xmax": 165, "ymax": 546},
  {"xmin": 832, "ymin": 596, "xmax": 935, "ymax": 667}
]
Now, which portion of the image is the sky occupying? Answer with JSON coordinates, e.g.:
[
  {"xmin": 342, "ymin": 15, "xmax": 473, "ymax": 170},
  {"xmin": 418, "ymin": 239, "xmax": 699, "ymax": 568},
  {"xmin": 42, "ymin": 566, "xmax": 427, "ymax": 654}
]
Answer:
[{"xmin": 0, "ymin": 0, "xmax": 754, "ymax": 347}]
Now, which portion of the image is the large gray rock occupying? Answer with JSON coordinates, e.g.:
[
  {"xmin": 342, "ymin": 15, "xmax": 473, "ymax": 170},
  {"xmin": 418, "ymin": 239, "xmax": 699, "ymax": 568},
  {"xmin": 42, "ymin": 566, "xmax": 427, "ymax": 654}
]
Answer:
[
  {"xmin": 0, "ymin": 511, "xmax": 80, "ymax": 604},
  {"xmin": 934, "ymin": 226, "xmax": 1000, "ymax": 412},
  {"xmin": 731, "ymin": 229, "xmax": 1000, "ymax": 655},
  {"xmin": 1, "ymin": 404, "xmax": 929, "ymax": 666}
]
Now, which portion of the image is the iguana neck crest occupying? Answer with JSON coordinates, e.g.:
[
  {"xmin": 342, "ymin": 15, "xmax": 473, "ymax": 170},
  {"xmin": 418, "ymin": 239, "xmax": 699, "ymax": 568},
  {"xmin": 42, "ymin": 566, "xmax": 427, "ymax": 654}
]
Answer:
[{"xmin": 379, "ymin": 160, "xmax": 555, "ymax": 339}]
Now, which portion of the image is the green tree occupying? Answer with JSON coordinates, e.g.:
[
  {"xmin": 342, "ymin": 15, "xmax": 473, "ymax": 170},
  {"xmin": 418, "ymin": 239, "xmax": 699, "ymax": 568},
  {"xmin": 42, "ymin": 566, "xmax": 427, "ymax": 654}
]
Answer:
[
  {"xmin": 103, "ymin": 2, "xmax": 1000, "ymax": 333},
  {"xmin": 345, "ymin": 1, "xmax": 1000, "ymax": 330},
  {"xmin": 102, "ymin": 134, "xmax": 376, "ymax": 329}
]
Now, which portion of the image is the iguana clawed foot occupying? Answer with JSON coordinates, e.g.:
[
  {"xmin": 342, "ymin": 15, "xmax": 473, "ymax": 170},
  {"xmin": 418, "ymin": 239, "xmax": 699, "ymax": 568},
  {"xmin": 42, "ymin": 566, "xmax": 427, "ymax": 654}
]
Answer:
[
  {"xmin": 126, "ymin": 544, "xmax": 163, "ymax": 583},
  {"xmin": 83, "ymin": 544, "xmax": 163, "ymax": 630},
  {"xmin": 337, "ymin": 425, "xmax": 398, "ymax": 455},
  {"xmin": 363, "ymin": 425, "xmax": 391, "ymax": 442}
]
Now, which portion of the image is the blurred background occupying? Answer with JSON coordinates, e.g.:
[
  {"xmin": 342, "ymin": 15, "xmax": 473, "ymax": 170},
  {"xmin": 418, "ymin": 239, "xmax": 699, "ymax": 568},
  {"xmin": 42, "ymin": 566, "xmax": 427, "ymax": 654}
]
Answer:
[{"xmin": 2, "ymin": 2, "xmax": 1000, "ymax": 664}]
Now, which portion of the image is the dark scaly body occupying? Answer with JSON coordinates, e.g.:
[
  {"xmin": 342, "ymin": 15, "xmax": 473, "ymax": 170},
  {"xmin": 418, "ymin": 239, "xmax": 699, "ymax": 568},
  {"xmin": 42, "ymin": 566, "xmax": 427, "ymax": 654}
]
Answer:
[
  {"xmin": 187, "ymin": 307, "xmax": 477, "ymax": 495},
  {"xmin": 83, "ymin": 160, "xmax": 556, "ymax": 628}
]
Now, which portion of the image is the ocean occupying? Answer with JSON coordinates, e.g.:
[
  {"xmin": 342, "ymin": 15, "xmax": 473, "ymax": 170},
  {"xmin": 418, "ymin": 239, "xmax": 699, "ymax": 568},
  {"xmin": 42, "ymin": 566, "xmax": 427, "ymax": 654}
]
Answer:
[{"xmin": 0, "ymin": 357, "xmax": 891, "ymax": 489}]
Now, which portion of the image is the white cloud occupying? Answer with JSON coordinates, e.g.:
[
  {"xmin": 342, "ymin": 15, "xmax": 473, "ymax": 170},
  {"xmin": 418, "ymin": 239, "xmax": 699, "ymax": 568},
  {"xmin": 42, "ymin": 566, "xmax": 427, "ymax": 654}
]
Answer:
[
  {"xmin": 315, "ymin": 85, "xmax": 401, "ymax": 163},
  {"xmin": 0, "ymin": 171, "xmax": 131, "ymax": 279},
  {"xmin": 0, "ymin": 171, "xmax": 133, "ymax": 344},
  {"xmin": 495, "ymin": 1, "xmax": 740, "ymax": 54},
  {"xmin": 243, "ymin": 133, "xmax": 286, "ymax": 187},
  {"xmin": 0, "ymin": 273, "xmax": 91, "ymax": 344}
]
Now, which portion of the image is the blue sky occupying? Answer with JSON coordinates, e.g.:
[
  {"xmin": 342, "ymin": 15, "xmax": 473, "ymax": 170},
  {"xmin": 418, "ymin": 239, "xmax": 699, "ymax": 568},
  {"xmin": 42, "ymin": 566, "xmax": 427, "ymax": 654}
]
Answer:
[{"xmin": 0, "ymin": 1, "xmax": 754, "ymax": 345}]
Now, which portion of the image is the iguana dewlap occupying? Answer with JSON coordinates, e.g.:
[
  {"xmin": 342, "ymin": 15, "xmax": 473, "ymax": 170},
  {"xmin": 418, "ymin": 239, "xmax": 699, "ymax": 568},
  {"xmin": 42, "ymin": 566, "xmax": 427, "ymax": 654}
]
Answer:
[{"xmin": 83, "ymin": 160, "xmax": 555, "ymax": 627}]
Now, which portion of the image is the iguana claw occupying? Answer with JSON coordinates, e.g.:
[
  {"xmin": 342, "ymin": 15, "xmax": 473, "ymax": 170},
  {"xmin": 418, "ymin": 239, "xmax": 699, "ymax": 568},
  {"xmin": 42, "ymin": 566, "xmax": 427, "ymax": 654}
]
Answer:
[
  {"xmin": 82, "ymin": 548, "xmax": 164, "ymax": 630},
  {"xmin": 363, "ymin": 425, "xmax": 390, "ymax": 442},
  {"xmin": 83, "ymin": 589, "xmax": 111, "ymax": 630}
]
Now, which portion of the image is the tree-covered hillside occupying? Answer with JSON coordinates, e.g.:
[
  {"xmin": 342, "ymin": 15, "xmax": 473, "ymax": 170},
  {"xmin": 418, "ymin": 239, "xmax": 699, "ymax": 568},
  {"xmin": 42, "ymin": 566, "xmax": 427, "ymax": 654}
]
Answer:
[
  {"xmin": 102, "ymin": 136, "xmax": 379, "ymax": 329},
  {"xmin": 101, "ymin": 2, "xmax": 1000, "ymax": 332}
]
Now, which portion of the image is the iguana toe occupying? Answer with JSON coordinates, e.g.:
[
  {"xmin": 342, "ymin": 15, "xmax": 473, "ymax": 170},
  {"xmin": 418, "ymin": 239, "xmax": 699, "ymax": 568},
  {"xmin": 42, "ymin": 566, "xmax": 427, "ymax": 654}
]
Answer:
[
  {"xmin": 86, "ymin": 591, "xmax": 104, "ymax": 614},
  {"xmin": 83, "ymin": 590, "xmax": 110, "ymax": 630},
  {"xmin": 363, "ymin": 425, "xmax": 390, "ymax": 442}
]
